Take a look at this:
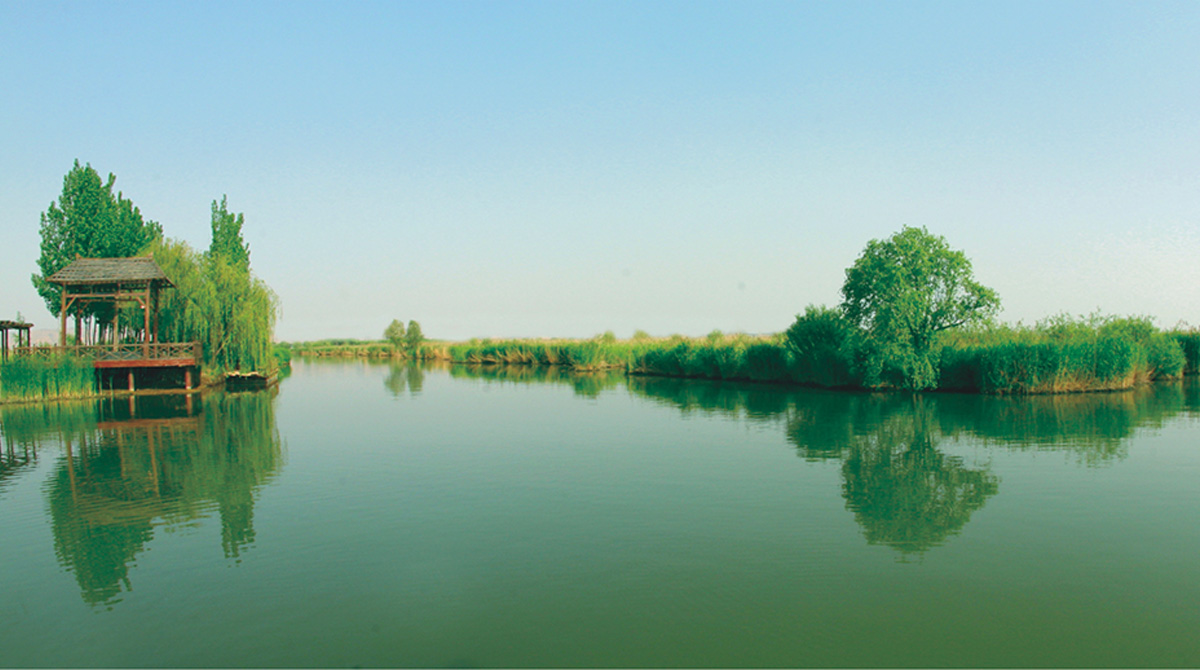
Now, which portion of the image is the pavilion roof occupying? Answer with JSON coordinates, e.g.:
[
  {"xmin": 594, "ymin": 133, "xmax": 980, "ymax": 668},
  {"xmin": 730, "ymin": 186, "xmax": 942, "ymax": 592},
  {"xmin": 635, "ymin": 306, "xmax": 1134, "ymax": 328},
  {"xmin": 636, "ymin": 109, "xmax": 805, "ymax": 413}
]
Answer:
[{"xmin": 48, "ymin": 257, "xmax": 174, "ymax": 288}]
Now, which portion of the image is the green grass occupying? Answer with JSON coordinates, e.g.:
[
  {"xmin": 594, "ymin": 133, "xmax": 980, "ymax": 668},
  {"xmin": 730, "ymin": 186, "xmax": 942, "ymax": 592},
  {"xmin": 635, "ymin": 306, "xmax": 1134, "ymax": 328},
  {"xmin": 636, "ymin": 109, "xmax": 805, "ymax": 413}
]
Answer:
[
  {"xmin": 284, "ymin": 315, "xmax": 1190, "ymax": 395},
  {"xmin": 445, "ymin": 337, "xmax": 644, "ymax": 370},
  {"xmin": 628, "ymin": 335, "xmax": 795, "ymax": 383},
  {"xmin": 0, "ymin": 353, "xmax": 97, "ymax": 403},
  {"xmin": 1170, "ymin": 329, "xmax": 1200, "ymax": 374},
  {"xmin": 938, "ymin": 316, "xmax": 1185, "ymax": 394}
]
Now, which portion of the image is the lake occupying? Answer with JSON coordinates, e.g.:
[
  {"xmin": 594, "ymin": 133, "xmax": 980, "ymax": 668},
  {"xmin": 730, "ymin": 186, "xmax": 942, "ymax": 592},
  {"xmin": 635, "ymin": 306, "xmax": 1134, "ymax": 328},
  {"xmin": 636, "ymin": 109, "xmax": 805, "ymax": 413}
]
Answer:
[{"xmin": 1, "ymin": 359, "xmax": 1198, "ymax": 668}]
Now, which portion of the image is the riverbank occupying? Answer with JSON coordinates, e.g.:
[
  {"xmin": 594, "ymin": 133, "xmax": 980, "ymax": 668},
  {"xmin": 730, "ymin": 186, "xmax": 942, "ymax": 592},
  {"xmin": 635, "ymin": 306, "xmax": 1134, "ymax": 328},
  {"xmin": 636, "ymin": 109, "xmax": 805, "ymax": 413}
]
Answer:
[
  {"xmin": 0, "ymin": 352, "xmax": 288, "ymax": 405},
  {"xmin": 281, "ymin": 322, "xmax": 1200, "ymax": 396}
]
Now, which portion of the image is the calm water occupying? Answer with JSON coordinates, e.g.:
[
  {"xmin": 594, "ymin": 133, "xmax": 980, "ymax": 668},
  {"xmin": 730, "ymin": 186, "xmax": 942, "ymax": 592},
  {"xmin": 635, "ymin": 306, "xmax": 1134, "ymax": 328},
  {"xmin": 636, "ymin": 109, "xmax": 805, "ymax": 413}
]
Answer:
[{"xmin": 1, "ymin": 360, "xmax": 1198, "ymax": 668}]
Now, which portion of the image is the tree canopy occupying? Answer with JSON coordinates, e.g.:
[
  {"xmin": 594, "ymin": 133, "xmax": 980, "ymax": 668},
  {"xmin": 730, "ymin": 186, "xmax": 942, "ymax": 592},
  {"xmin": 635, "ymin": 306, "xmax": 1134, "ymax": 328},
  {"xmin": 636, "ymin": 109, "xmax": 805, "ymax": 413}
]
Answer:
[
  {"xmin": 404, "ymin": 320, "xmax": 424, "ymax": 351},
  {"xmin": 32, "ymin": 160, "xmax": 162, "ymax": 316},
  {"xmin": 840, "ymin": 226, "xmax": 999, "ymax": 389},
  {"xmin": 208, "ymin": 195, "xmax": 249, "ymax": 272},
  {"xmin": 384, "ymin": 319, "xmax": 406, "ymax": 348},
  {"xmin": 30, "ymin": 163, "xmax": 279, "ymax": 372},
  {"xmin": 150, "ymin": 199, "xmax": 278, "ymax": 373}
]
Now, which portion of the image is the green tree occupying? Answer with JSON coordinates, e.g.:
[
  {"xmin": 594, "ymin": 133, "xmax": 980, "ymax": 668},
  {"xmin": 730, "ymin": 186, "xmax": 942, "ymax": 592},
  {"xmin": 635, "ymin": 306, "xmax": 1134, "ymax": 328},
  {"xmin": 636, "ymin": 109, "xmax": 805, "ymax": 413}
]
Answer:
[
  {"xmin": 32, "ymin": 160, "xmax": 162, "ymax": 315},
  {"xmin": 384, "ymin": 319, "xmax": 406, "ymax": 348},
  {"xmin": 840, "ymin": 226, "xmax": 999, "ymax": 389},
  {"xmin": 404, "ymin": 320, "xmax": 424, "ymax": 352},
  {"xmin": 149, "ymin": 200, "xmax": 278, "ymax": 374},
  {"xmin": 208, "ymin": 196, "xmax": 249, "ymax": 271}
]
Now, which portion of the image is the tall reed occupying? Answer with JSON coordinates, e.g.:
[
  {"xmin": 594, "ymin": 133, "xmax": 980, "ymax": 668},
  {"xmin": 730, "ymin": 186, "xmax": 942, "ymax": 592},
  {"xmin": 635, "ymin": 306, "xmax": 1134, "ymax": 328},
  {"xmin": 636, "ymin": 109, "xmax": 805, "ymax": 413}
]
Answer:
[
  {"xmin": 938, "ymin": 316, "xmax": 1184, "ymax": 394},
  {"xmin": 0, "ymin": 353, "xmax": 96, "ymax": 403},
  {"xmin": 1171, "ymin": 330, "xmax": 1200, "ymax": 374}
]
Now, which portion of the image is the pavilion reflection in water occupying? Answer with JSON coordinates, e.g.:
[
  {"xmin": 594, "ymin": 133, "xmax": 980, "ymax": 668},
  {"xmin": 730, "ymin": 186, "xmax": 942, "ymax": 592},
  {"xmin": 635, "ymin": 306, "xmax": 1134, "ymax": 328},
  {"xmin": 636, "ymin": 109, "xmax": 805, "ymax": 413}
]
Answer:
[{"xmin": 0, "ymin": 390, "xmax": 282, "ymax": 607}]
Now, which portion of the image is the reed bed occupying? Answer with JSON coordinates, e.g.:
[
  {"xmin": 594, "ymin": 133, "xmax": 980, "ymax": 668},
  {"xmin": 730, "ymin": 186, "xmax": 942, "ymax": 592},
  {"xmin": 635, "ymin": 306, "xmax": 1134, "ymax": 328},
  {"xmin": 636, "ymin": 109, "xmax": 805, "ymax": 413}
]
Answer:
[
  {"xmin": 285, "ymin": 339, "xmax": 447, "ymax": 361},
  {"xmin": 0, "ymin": 353, "xmax": 96, "ymax": 403},
  {"xmin": 1170, "ymin": 329, "xmax": 1200, "ymax": 375},
  {"xmin": 938, "ymin": 316, "xmax": 1184, "ymax": 394},
  {"xmin": 446, "ymin": 337, "xmax": 645, "ymax": 370},
  {"xmin": 627, "ymin": 334, "xmax": 796, "ymax": 384},
  {"xmin": 287, "ymin": 315, "xmax": 1188, "ymax": 395}
]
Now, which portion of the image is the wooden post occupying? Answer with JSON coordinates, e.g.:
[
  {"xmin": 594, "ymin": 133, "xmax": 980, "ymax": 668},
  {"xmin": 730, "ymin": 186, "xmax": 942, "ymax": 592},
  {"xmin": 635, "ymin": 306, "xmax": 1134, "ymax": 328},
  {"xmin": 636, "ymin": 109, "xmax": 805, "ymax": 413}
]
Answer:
[
  {"xmin": 112, "ymin": 294, "xmax": 120, "ymax": 350},
  {"xmin": 142, "ymin": 286, "xmax": 150, "ymax": 359},
  {"xmin": 152, "ymin": 284, "xmax": 160, "ymax": 344},
  {"xmin": 128, "ymin": 370, "xmax": 135, "ymax": 392},
  {"xmin": 185, "ymin": 368, "xmax": 193, "ymax": 390},
  {"xmin": 60, "ymin": 288, "xmax": 68, "ymax": 347}
]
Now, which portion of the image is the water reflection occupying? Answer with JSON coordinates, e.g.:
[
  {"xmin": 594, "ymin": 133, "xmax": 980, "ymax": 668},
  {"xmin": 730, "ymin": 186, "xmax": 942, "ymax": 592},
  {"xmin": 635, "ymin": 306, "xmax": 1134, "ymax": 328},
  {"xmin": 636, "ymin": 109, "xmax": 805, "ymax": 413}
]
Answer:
[
  {"xmin": 0, "ymin": 390, "xmax": 282, "ymax": 607},
  {"xmin": 628, "ymin": 376, "xmax": 1196, "ymax": 555},
  {"xmin": 836, "ymin": 398, "xmax": 998, "ymax": 554},
  {"xmin": 384, "ymin": 363, "xmax": 426, "ymax": 397},
  {"xmin": 449, "ymin": 364, "xmax": 625, "ymax": 398}
]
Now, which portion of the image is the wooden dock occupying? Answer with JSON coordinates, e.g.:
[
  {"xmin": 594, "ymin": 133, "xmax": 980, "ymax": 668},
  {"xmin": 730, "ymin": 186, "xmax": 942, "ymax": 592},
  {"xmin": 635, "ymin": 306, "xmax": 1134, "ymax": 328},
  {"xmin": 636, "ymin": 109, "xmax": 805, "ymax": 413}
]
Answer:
[{"xmin": 15, "ymin": 342, "xmax": 202, "ymax": 390}]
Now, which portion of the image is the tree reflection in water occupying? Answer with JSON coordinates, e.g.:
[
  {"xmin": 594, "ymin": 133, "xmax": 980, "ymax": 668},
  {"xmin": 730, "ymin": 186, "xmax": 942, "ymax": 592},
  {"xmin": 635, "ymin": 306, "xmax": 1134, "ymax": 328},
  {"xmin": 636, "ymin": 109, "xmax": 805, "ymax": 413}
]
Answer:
[
  {"xmin": 835, "ymin": 399, "xmax": 998, "ymax": 554},
  {"xmin": 1, "ymin": 390, "xmax": 282, "ymax": 607},
  {"xmin": 628, "ymin": 376, "xmax": 1194, "ymax": 556},
  {"xmin": 384, "ymin": 363, "xmax": 426, "ymax": 397}
]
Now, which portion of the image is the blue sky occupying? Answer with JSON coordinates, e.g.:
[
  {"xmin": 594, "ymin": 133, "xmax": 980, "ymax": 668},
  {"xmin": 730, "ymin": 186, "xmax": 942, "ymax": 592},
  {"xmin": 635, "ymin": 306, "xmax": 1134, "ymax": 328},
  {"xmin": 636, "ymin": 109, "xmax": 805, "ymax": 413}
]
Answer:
[{"xmin": 2, "ymin": 0, "xmax": 1197, "ymax": 341}]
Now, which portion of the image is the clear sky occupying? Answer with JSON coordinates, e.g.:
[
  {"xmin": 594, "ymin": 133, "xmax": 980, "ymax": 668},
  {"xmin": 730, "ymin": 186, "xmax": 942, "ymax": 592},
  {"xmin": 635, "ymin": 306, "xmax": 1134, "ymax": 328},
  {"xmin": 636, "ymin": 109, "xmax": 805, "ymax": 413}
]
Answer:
[{"xmin": 2, "ymin": 0, "xmax": 1197, "ymax": 342}]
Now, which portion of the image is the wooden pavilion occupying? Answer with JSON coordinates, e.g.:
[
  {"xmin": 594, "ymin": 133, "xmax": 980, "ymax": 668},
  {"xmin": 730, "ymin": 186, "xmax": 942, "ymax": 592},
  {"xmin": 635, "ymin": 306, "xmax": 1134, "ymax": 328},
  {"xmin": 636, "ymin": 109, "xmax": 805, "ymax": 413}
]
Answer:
[
  {"xmin": 0, "ymin": 320, "xmax": 32, "ymax": 362},
  {"xmin": 41, "ymin": 256, "xmax": 200, "ymax": 389}
]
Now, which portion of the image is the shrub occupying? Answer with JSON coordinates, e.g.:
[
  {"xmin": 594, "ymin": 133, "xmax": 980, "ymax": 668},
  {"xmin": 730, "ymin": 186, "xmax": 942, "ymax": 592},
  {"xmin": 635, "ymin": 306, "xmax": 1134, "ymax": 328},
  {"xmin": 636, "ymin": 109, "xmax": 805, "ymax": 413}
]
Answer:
[{"xmin": 784, "ymin": 305, "xmax": 860, "ymax": 387}]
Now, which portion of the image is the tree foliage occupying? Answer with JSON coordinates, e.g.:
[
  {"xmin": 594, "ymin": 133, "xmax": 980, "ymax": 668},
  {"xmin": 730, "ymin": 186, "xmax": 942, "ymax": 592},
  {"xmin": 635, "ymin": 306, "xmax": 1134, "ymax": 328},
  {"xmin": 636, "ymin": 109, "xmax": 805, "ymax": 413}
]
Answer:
[
  {"xmin": 840, "ymin": 226, "xmax": 999, "ymax": 389},
  {"xmin": 148, "ymin": 200, "xmax": 278, "ymax": 372},
  {"xmin": 33, "ymin": 160, "xmax": 162, "ymax": 315},
  {"xmin": 405, "ymin": 320, "xmax": 424, "ymax": 351},
  {"xmin": 384, "ymin": 319, "xmax": 406, "ymax": 348},
  {"xmin": 208, "ymin": 195, "xmax": 249, "ymax": 272}
]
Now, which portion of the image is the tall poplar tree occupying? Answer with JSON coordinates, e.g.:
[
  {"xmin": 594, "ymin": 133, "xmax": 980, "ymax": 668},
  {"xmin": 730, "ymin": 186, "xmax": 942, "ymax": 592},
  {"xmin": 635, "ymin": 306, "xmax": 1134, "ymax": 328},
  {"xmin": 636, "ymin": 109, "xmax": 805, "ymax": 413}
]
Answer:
[
  {"xmin": 208, "ymin": 195, "xmax": 250, "ymax": 271},
  {"xmin": 32, "ymin": 160, "xmax": 162, "ymax": 316}
]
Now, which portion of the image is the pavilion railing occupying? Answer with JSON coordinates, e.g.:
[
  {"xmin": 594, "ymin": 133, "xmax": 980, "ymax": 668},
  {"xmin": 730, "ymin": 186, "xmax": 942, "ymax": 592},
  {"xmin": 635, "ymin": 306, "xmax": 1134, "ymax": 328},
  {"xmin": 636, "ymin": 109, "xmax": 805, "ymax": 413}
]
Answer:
[{"xmin": 12, "ymin": 342, "xmax": 201, "ymax": 363}]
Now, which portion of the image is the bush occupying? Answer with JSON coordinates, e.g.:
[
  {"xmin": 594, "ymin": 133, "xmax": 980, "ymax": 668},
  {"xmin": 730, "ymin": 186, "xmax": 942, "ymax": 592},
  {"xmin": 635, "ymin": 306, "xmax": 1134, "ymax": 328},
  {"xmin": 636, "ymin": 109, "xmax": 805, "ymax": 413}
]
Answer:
[{"xmin": 784, "ymin": 306, "xmax": 860, "ymax": 387}]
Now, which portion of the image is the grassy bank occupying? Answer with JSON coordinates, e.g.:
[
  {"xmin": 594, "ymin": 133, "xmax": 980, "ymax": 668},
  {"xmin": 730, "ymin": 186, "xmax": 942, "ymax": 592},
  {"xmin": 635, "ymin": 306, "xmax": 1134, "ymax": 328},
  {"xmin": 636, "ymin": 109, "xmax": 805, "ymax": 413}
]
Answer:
[
  {"xmin": 938, "ymin": 317, "xmax": 1186, "ymax": 394},
  {"xmin": 288, "ymin": 315, "xmax": 1192, "ymax": 395},
  {"xmin": 444, "ymin": 335, "xmax": 643, "ymax": 370},
  {"xmin": 0, "ymin": 354, "xmax": 96, "ymax": 403}
]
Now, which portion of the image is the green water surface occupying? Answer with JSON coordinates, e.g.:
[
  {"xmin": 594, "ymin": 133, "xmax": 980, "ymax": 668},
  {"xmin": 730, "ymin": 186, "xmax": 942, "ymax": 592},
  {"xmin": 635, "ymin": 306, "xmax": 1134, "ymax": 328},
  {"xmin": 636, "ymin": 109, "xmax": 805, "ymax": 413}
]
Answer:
[{"xmin": 1, "ymin": 360, "xmax": 1197, "ymax": 667}]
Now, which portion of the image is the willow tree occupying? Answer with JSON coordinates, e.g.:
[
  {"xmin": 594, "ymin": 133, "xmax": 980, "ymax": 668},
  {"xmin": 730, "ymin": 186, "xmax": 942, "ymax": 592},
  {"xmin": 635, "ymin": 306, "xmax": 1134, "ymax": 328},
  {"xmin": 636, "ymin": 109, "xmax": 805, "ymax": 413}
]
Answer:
[
  {"xmin": 148, "ymin": 198, "xmax": 277, "ymax": 372},
  {"xmin": 840, "ymin": 226, "xmax": 999, "ymax": 390}
]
